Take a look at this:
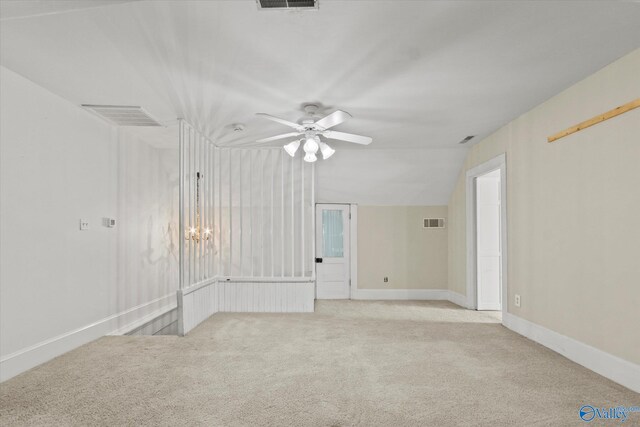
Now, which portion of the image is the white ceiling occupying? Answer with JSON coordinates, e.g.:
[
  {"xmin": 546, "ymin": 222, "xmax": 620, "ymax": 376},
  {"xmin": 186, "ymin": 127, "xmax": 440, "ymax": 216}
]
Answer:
[
  {"xmin": 315, "ymin": 147, "xmax": 468, "ymax": 205},
  {"xmin": 0, "ymin": 1, "xmax": 138, "ymax": 21},
  {"xmin": 1, "ymin": 0, "xmax": 639, "ymax": 204}
]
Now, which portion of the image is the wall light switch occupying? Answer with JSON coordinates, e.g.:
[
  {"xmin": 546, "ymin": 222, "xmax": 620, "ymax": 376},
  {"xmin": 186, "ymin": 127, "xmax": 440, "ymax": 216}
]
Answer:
[
  {"xmin": 515, "ymin": 294, "xmax": 521, "ymax": 307},
  {"xmin": 79, "ymin": 219, "xmax": 90, "ymax": 230},
  {"xmin": 103, "ymin": 218, "xmax": 116, "ymax": 228}
]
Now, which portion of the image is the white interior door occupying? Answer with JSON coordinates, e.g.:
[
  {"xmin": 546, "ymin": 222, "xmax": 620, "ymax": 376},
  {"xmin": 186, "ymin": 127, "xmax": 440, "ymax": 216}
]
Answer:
[
  {"xmin": 476, "ymin": 171, "xmax": 502, "ymax": 310},
  {"xmin": 315, "ymin": 204, "xmax": 350, "ymax": 299}
]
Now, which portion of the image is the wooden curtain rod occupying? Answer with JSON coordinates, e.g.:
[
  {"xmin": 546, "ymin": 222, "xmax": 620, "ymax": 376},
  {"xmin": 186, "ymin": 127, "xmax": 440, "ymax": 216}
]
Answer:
[{"xmin": 547, "ymin": 98, "xmax": 640, "ymax": 143}]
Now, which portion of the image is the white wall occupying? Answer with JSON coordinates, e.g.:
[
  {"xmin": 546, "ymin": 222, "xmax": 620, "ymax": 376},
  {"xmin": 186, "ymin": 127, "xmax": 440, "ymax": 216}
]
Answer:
[
  {"xmin": 0, "ymin": 66, "xmax": 178, "ymax": 381},
  {"xmin": 448, "ymin": 49, "xmax": 640, "ymax": 365},
  {"xmin": 115, "ymin": 130, "xmax": 179, "ymax": 326}
]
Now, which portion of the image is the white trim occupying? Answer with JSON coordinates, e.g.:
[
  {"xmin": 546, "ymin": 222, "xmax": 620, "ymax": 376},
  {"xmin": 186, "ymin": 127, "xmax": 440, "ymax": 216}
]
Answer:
[
  {"xmin": 351, "ymin": 288, "xmax": 450, "ymax": 300},
  {"xmin": 181, "ymin": 278, "xmax": 217, "ymax": 296},
  {"xmin": 447, "ymin": 291, "xmax": 468, "ymax": 308},
  {"xmin": 120, "ymin": 306, "xmax": 178, "ymax": 336},
  {"xmin": 218, "ymin": 276, "xmax": 315, "ymax": 283},
  {"xmin": 0, "ymin": 292, "xmax": 176, "ymax": 382},
  {"xmin": 502, "ymin": 312, "xmax": 640, "ymax": 393},
  {"xmin": 350, "ymin": 289, "xmax": 468, "ymax": 306},
  {"xmin": 107, "ymin": 303, "xmax": 177, "ymax": 336},
  {"xmin": 465, "ymin": 153, "xmax": 508, "ymax": 316},
  {"xmin": 178, "ymin": 279, "xmax": 218, "ymax": 336},
  {"xmin": 349, "ymin": 204, "xmax": 358, "ymax": 299}
]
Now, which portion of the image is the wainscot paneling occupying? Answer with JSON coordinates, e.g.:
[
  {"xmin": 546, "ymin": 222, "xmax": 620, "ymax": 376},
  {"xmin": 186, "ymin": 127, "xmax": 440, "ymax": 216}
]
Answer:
[{"xmin": 178, "ymin": 280, "xmax": 315, "ymax": 335}]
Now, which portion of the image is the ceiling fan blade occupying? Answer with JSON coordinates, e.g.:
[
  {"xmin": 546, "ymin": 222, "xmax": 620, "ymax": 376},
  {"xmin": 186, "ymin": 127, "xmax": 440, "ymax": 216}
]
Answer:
[
  {"xmin": 314, "ymin": 110, "xmax": 352, "ymax": 130},
  {"xmin": 256, "ymin": 132, "xmax": 300, "ymax": 143},
  {"xmin": 323, "ymin": 130, "xmax": 372, "ymax": 145},
  {"xmin": 256, "ymin": 113, "xmax": 304, "ymax": 131}
]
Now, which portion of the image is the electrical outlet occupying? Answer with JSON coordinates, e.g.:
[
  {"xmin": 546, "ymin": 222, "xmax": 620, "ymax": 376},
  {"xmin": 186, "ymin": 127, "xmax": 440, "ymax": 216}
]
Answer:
[
  {"xmin": 515, "ymin": 294, "xmax": 521, "ymax": 307},
  {"xmin": 383, "ymin": 277, "xmax": 389, "ymax": 283},
  {"xmin": 79, "ymin": 219, "xmax": 90, "ymax": 230}
]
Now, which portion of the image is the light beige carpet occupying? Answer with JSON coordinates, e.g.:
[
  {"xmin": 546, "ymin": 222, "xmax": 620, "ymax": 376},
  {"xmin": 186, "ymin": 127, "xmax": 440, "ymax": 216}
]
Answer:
[{"xmin": 1, "ymin": 301, "xmax": 638, "ymax": 426}]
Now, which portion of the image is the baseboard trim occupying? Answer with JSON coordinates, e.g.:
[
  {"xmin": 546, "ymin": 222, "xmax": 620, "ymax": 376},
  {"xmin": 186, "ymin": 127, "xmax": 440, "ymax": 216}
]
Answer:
[
  {"xmin": 350, "ymin": 288, "xmax": 470, "ymax": 308},
  {"xmin": 447, "ymin": 291, "xmax": 468, "ymax": 308},
  {"xmin": 502, "ymin": 312, "xmax": 640, "ymax": 393},
  {"xmin": 0, "ymin": 293, "xmax": 176, "ymax": 382},
  {"xmin": 351, "ymin": 288, "xmax": 449, "ymax": 300},
  {"xmin": 109, "ymin": 303, "xmax": 177, "ymax": 336}
]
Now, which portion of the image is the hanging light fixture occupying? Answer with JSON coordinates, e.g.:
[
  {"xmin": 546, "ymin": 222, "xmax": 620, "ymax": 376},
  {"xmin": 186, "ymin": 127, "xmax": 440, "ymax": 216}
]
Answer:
[
  {"xmin": 185, "ymin": 172, "xmax": 211, "ymax": 242},
  {"xmin": 303, "ymin": 152, "xmax": 317, "ymax": 162}
]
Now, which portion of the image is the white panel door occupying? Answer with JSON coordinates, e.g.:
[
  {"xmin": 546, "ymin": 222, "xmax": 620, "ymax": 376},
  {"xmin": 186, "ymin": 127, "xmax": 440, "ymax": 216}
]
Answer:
[
  {"xmin": 476, "ymin": 172, "xmax": 502, "ymax": 310},
  {"xmin": 315, "ymin": 204, "xmax": 350, "ymax": 299}
]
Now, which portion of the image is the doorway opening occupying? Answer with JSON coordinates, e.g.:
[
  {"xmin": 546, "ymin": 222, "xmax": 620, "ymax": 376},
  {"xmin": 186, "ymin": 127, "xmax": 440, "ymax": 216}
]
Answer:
[
  {"xmin": 476, "ymin": 169, "xmax": 502, "ymax": 311},
  {"xmin": 466, "ymin": 154, "xmax": 507, "ymax": 318}
]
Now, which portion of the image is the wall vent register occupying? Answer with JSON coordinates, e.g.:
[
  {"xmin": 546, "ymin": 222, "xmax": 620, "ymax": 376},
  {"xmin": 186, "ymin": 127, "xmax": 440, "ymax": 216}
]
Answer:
[
  {"xmin": 423, "ymin": 218, "xmax": 445, "ymax": 229},
  {"xmin": 257, "ymin": 0, "xmax": 317, "ymax": 10},
  {"xmin": 458, "ymin": 135, "xmax": 475, "ymax": 144},
  {"xmin": 81, "ymin": 105, "xmax": 162, "ymax": 127}
]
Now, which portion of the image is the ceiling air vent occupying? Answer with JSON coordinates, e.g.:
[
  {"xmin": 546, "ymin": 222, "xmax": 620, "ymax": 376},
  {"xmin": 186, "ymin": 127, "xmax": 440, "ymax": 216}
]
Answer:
[
  {"xmin": 458, "ymin": 135, "xmax": 475, "ymax": 144},
  {"xmin": 81, "ymin": 105, "xmax": 162, "ymax": 127},
  {"xmin": 423, "ymin": 218, "xmax": 446, "ymax": 229},
  {"xmin": 257, "ymin": 0, "xmax": 318, "ymax": 10}
]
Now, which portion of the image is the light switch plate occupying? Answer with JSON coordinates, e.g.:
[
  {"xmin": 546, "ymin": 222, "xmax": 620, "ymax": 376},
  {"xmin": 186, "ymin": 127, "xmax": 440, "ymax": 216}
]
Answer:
[{"xmin": 79, "ymin": 219, "xmax": 89, "ymax": 230}]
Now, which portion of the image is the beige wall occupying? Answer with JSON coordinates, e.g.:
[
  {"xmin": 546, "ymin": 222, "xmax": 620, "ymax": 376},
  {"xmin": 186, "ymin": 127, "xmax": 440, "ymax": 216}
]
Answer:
[
  {"xmin": 448, "ymin": 49, "xmax": 640, "ymax": 364},
  {"xmin": 358, "ymin": 206, "xmax": 447, "ymax": 290}
]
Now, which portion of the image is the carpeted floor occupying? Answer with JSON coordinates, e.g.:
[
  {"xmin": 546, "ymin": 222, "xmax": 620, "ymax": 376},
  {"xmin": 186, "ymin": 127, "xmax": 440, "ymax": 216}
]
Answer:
[{"xmin": 1, "ymin": 301, "xmax": 638, "ymax": 426}]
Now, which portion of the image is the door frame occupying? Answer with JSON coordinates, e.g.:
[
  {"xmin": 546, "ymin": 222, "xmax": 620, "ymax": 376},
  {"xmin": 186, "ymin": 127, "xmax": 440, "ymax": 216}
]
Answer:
[
  {"xmin": 465, "ymin": 154, "xmax": 507, "ymax": 316},
  {"xmin": 314, "ymin": 203, "xmax": 357, "ymax": 299}
]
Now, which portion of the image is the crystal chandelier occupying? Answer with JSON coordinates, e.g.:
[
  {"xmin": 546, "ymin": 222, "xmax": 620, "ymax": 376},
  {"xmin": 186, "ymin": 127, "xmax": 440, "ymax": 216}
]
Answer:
[{"xmin": 185, "ymin": 172, "xmax": 211, "ymax": 242}]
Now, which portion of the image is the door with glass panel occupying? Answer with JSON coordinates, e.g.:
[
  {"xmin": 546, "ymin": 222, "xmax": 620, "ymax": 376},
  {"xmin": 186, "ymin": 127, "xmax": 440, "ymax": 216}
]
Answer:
[{"xmin": 315, "ymin": 204, "xmax": 350, "ymax": 299}]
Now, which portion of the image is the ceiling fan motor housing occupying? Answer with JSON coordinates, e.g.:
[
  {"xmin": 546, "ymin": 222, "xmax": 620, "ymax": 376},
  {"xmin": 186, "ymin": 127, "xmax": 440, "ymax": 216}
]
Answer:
[{"xmin": 303, "ymin": 103, "xmax": 320, "ymax": 116}]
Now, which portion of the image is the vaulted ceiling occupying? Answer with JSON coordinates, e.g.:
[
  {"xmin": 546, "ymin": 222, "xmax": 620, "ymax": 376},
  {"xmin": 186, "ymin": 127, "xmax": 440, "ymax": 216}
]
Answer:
[{"xmin": 2, "ymin": 0, "xmax": 639, "ymax": 204}]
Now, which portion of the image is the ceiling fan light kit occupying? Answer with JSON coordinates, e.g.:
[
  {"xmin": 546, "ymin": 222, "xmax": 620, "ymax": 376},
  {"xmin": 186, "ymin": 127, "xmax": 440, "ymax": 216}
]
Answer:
[
  {"xmin": 284, "ymin": 139, "xmax": 301, "ymax": 157},
  {"xmin": 256, "ymin": 107, "xmax": 372, "ymax": 162},
  {"xmin": 303, "ymin": 136, "xmax": 319, "ymax": 154},
  {"xmin": 319, "ymin": 142, "xmax": 335, "ymax": 159}
]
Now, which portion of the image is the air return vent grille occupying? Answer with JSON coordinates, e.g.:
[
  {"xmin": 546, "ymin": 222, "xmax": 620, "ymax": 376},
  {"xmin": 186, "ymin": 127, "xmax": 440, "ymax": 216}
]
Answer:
[
  {"xmin": 423, "ymin": 218, "xmax": 445, "ymax": 229},
  {"xmin": 81, "ymin": 105, "xmax": 162, "ymax": 127},
  {"xmin": 257, "ymin": 0, "xmax": 317, "ymax": 10}
]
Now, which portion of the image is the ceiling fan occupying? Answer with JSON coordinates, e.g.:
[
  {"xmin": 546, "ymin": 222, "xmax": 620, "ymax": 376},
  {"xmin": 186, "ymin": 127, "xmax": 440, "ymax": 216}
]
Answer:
[{"xmin": 255, "ymin": 104, "xmax": 372, "ymax": 162}]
